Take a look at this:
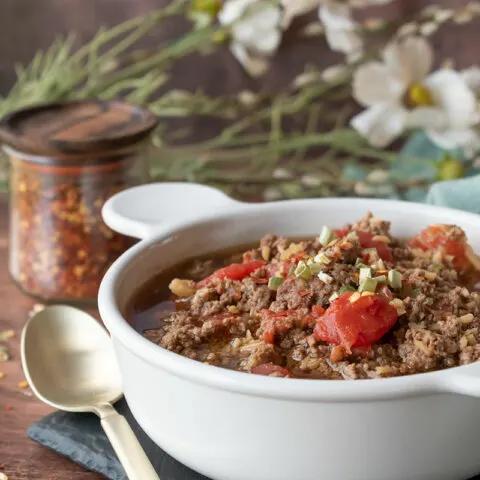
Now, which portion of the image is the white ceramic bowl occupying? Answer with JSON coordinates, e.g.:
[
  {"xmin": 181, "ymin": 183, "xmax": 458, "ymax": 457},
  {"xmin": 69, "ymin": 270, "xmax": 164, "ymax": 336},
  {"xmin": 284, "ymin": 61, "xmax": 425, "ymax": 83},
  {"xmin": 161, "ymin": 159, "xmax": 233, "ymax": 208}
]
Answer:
[{"xmin": 99, "ymin": 182, "xmax": 480, "ymax": 480}]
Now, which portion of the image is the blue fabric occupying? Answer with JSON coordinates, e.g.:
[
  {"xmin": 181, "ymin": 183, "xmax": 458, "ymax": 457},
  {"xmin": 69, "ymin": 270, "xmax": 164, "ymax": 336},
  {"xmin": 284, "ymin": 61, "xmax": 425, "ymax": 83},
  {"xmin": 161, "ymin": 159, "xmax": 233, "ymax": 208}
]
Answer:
[
  {"xmin": 426, "ymin": 175, "xmax": 480, "ymax": 214},
  {"xmin": 396, "ymin": 130, "xmax": 479, "ymax": 213}
]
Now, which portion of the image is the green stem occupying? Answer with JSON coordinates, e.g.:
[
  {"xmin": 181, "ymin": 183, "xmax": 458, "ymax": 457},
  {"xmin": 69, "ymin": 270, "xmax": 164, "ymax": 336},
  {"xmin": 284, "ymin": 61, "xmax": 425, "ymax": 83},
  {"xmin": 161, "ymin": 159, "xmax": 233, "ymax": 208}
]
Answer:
[
  {"xmin": 72, "ymin": 0, "xmax": 187, "ymax": 64},
  {"xmin": 85, "ymin": 25, "xmax": 226, "ymax": 97}
]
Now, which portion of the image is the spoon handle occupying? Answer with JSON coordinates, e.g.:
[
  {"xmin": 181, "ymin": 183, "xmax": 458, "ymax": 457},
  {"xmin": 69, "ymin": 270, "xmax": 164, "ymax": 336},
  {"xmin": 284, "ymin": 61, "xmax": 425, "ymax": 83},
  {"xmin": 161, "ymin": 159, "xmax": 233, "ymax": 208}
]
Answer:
[{"xmin": 100, "ymin": 405, "xmax": 160, "ymax": 480}]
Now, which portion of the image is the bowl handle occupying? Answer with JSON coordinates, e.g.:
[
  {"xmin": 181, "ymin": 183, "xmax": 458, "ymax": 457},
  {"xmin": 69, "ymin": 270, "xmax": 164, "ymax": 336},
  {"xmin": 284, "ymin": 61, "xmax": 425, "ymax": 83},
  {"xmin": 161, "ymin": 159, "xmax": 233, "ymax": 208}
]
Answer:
[
  {"xmin": 102, "ymin": 182, "xmax": 244, "ymax": 239},
  {"xmin": 438, "ymin": 362, "xmax": 480, "ymax": 397}
]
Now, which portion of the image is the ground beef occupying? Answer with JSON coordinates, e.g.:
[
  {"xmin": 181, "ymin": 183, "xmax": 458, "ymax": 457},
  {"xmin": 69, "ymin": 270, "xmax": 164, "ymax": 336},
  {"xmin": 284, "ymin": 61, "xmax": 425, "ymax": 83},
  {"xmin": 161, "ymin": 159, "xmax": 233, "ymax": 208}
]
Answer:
[
  {"xmin": 135, "ymin": 212, "xmax": 480, "ymax": 380},
  {"xmin": 238, "ymin": 277, "xmax": 273, "ymax": 314},
  {"xmin": 351, "ymin": 212, "xmax": 391, "ymax": 236}
]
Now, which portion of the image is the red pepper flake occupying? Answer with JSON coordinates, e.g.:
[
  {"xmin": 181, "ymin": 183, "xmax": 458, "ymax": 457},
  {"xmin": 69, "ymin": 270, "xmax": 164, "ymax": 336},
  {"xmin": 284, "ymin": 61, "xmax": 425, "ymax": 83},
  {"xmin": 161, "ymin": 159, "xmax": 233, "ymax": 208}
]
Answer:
[
  {"xmin": 9, "ymin": 157, "xmax": 137, "ymax": 302},
  {"xmin": 299, "ymin": 290, "xmax": 311, "ymax": 297},
  {"xmin": 252, "ymin": 278, "xmax": 269, "ymax": 285},
  {"xmin": 4, "ymin": 404, "xmax": 13, "ymax": 411}
]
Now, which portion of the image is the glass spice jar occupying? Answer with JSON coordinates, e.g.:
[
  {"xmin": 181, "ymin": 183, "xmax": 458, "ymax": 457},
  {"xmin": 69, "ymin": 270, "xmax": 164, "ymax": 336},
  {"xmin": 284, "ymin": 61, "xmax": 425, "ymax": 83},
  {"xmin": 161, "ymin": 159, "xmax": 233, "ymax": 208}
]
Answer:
[{"xmin": 0, "ymin": 100, "xmax": 158, "ymax": 303}]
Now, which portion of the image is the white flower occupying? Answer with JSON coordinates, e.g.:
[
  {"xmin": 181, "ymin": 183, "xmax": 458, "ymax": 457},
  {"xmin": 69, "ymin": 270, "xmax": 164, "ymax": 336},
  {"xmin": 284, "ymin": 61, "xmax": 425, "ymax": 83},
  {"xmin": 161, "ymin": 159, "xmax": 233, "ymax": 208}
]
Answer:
[
  {"xmin": 351, "ymin": 36, "xmax": 479, "ymax": 156},
  {"xmin": 462, "ymin": 66, "xmax": 480, "ymax": 91},
  {"xmin": 318, "ymin": 0, "xmax": 393, "ymax": 56},
  {"xmin": 319, "ymin": 2, "xmax": 362, "ymax": 56},
  {"xmin": 218, "ymin": 0, "xmax": 282, "ymax": 77}
]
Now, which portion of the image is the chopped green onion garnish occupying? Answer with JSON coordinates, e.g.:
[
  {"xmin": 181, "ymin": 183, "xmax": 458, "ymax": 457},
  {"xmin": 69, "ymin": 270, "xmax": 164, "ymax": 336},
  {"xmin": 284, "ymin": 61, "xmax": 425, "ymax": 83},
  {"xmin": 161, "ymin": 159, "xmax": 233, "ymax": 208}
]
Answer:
[
  {"xmin": 373, "ymin": 275, "xmax": 387, "ymax": 284},
  {"xmin": 314, "ymin": 252, "xmax": 331, "ymax": 264},
  {"xmin": 329, "ymin": 291, "xmax": 340, "ymax": 302},
  {"xmin": 387, "ymin": 269, "xmax": 403, "ymax": 289},
  {"xmin": 355, "ymin": 258, "xmax": 368, "ymax": 269},
  {"xmin": 294, "ymin": 261, "xmax": 312, "ymax": 280},
  {"xmin": 318, "ymin": 272, "xmax": 333, "ymax": 283},
  {"xmin": 308, "ymin": 262, "xmax": 322, "ymax": 275},
  {"xmin": 319, "ymin": 226, "xmax": 336, "ymax": 246},
  {"xmin": 374, "ymin": 259, "xmax": 386, "ymax": 271},
  {"xmin": 359, "ymin": 278, "xmax": 378, "ymax": 293},
  {"xmin": 359, "ymin": 267, "xmax": 372, "ymax": 284},
  {"xmin": 432, "ymin": 263, "xmax": 443, "ymax": 270},
  {"xmin": 338, "ymin": 285, "xmax": 356, "ymax": 295},
  {"xmin": 268, "ymin": 277, "xmax": 284, "ymax": 290}
]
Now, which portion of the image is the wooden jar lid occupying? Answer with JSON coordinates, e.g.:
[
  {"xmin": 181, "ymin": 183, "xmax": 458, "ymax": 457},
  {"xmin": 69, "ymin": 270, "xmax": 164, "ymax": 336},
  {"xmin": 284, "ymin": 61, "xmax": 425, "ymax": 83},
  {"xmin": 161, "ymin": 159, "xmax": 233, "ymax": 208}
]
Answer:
[{"xmin": 0, "ymin": 99, "xmax": 158, "ymax": 157}]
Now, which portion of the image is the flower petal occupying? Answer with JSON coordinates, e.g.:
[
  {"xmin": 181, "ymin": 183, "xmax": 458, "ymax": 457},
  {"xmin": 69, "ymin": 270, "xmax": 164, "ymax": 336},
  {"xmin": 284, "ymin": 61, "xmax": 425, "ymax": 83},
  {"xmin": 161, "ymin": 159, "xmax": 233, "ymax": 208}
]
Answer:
[
  {"xmin": 405, "ymin": 106, "xmax": 447, "ymax": 130},
  {"xmin": 350, "ymin": 104, "xmax": 407, "ymax": 148},
  {"xmin": 425, "ymin": 69, "xmax": 477, "ymax": 130},
  {"xmin": 324, "ymin": 28, "xmax": 363, "ymax": 55},
  {"xmin": 225, "ymin": 1, "xmax": 282, "ymax": 54},
  {"xmin": 383, "ymin": 37, "xmax": 433, "ymax": 85},
  {"xmin": 251, "ymin": 29, "xmax": 282, "ymax": 52},
  {"xmin": 218, "ymin": 0, "xmax": 253, "ymax": 25},
  {"xmin": 461, "ymin": 66, "xmax": 480, "ymax": 91},
  {"xmin": 353, "ymin": 62, "xmax": 405, "ymax": 107},
  {"xmin": 230, "ymin": 42, "xmax": 269, "ymax": 76},
  {"xmin": 427, "ymin": 129, "xmax": 480, "ymax": 158},
  {"xmin": 319, "ymin": 2, "xmax": 356, "ymax": 30},
  {"xmin": 319, "ymin": 3, "xmax": 362, "ymax": 54}
]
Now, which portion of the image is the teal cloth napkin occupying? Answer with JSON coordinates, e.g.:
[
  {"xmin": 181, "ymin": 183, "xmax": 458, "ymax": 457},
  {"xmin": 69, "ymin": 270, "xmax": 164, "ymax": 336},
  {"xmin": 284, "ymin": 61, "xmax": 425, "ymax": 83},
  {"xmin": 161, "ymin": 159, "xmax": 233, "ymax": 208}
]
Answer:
[
  {"xmin": 391, "ymin": 131, "xmax": 479, "ymax": 214},
  {"xmin": 426, "ymin": 175, "xmax": 480, "ymax": 214}
]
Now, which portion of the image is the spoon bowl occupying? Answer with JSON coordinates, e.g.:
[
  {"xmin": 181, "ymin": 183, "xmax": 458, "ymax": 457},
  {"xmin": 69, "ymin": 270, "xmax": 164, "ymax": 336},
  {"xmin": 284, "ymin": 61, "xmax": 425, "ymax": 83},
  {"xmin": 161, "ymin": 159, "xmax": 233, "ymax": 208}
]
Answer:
[
  {"xmin": 21, "ymin": 305, "xmax": 159, "ymax": 480},
  {"xmin": 21, "ymin": 305, "xmax": 122, "ymax": 413}
]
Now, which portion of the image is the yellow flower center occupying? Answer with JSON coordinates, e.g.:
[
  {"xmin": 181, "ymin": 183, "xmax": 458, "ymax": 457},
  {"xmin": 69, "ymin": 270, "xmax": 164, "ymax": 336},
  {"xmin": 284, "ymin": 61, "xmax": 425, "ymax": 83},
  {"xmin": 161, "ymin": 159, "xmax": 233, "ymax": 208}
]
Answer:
[
  {"xmin": 213, "ymin": 30, "xmax": 229, "ymax": 44},
  {"xmin": 405, "ymin": 83, "xmax": 434, "ymax": 109},
  {"xmin": 436, "ymin": 155, "xmax": 465, "ymax": 181},
  {"xmin": 191, "ymin": 0, "xmax": 222, "ymax": 17}
]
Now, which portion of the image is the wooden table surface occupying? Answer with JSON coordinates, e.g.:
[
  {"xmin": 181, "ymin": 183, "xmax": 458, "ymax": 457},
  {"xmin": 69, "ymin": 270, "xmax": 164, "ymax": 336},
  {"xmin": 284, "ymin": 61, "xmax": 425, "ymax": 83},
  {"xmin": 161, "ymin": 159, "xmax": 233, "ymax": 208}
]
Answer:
[{"xmin": 0, "ymin": 196, "xmax": 103, "ymax": 479}]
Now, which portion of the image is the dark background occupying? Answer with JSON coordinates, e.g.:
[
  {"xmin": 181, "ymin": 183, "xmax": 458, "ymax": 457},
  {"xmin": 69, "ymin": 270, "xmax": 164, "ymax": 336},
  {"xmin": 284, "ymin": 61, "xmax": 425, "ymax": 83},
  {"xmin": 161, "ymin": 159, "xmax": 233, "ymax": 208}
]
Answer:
[{"xmin": 0, "ymin": 0, "xmax": 477, "ymax": 97}]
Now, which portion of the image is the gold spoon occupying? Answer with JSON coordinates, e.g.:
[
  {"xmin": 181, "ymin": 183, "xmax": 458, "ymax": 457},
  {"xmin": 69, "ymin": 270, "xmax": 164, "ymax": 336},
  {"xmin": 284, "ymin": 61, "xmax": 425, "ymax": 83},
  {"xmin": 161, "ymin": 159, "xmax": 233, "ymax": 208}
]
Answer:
[{"xmin": 20, "ymin": 305, "xmax": 160, "ymax": 480}]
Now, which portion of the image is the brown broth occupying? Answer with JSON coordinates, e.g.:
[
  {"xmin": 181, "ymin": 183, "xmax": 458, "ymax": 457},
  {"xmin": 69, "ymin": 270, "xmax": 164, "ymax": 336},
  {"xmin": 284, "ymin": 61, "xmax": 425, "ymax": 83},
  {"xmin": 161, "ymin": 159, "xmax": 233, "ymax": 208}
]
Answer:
[{"xmin": 126, "ymin": 241, "xmax": 257, "ymax": 333}]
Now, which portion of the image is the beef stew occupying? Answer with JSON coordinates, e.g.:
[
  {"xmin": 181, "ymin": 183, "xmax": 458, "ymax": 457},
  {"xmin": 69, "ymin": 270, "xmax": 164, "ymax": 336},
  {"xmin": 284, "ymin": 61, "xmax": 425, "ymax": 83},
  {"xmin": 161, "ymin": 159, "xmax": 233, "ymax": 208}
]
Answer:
[{"xmin": 127, "ymin": 213, "xmax": 480, "ymax": 379}]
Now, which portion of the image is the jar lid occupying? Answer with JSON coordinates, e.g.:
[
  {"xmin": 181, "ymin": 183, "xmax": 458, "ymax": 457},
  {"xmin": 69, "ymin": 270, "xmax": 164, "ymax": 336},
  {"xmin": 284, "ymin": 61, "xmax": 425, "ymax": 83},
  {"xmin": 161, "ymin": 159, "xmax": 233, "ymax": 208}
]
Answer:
[{"xmin": 0, "ymin": 100, "xmax": 158, "ymax": 157}]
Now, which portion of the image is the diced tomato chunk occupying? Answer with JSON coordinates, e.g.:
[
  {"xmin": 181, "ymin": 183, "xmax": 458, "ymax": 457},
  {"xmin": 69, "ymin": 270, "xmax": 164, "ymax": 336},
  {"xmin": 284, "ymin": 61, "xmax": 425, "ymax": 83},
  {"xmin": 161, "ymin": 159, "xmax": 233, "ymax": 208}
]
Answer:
[
  {"xmin": 251, "ymin": 363, "xmax": 294, "ymax": 378},
  {"xmin": 334, "ymin": 229, "xmax": 392, "ymax": 262},
  {"xmin": 334, "ymin": 228, "xmax": 350, "ymax": 238},
  {"xmin": 198, "ymin": 260, "xmax": 265, "ymax": 286},
  {"xmin": 314, "ymin": 291, "xmax": 398, "ymax": 350},
  {"xmin": 408, "ymin": 225, "xmax": 470, "ymax": 272},
  {"xmin": 312, "ymin": 305, "xmax": 326, "ymax": 316}
]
